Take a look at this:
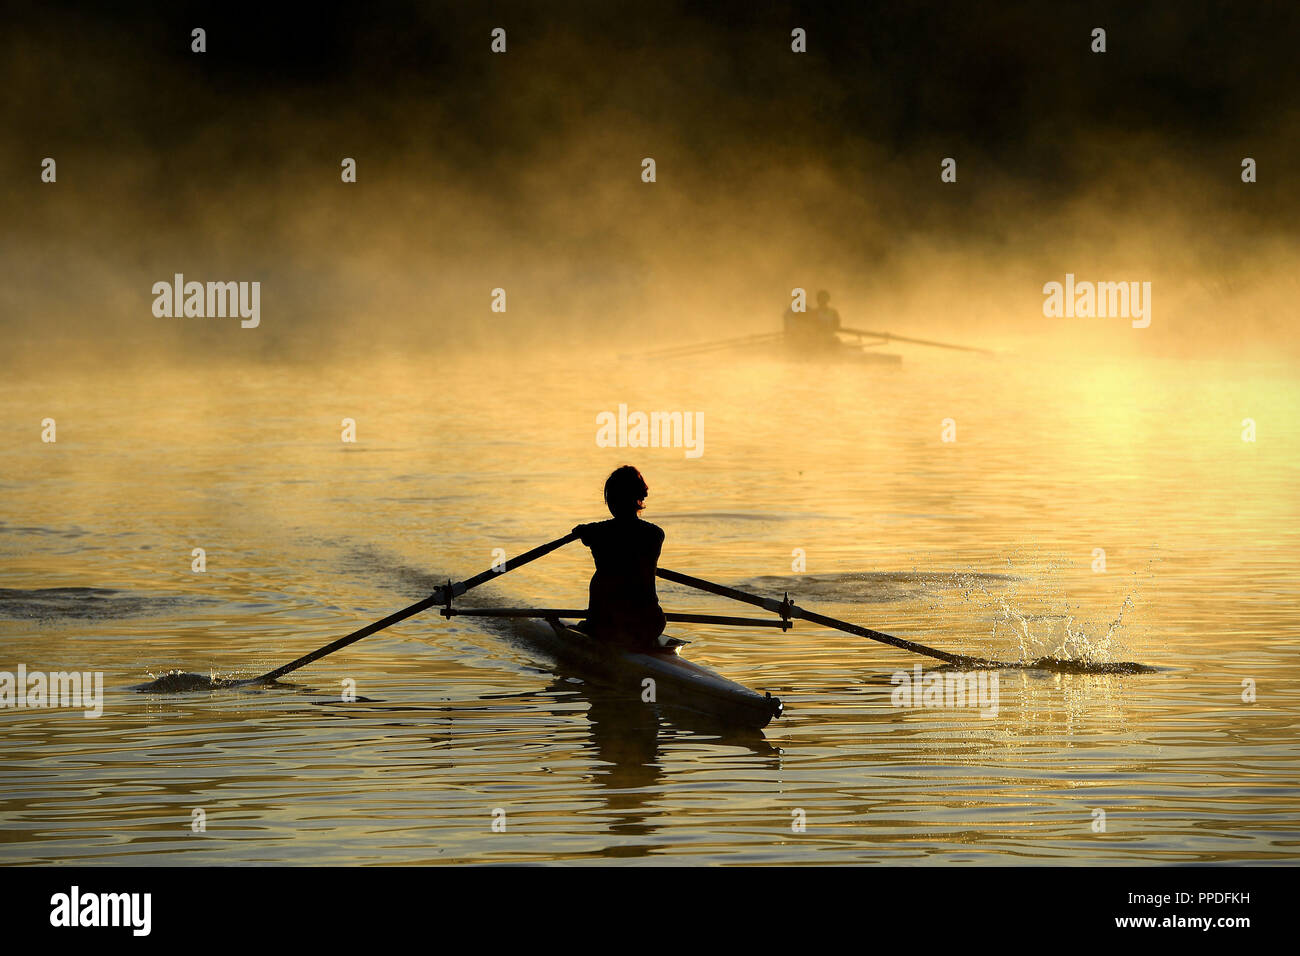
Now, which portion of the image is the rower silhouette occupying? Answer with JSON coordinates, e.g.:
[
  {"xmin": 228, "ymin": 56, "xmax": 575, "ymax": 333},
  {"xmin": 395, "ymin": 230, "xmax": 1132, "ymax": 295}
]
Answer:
[
  {"xmin": 784, "ymin": 290, "xmax": 842, "ymax": 351},
  {"xmin": 811, "ymin": 290, "xmax": 842, "ymax": 339},
  {"xmin": 573, "ymin": 466, "xmax": 668, "ymax": 651}
]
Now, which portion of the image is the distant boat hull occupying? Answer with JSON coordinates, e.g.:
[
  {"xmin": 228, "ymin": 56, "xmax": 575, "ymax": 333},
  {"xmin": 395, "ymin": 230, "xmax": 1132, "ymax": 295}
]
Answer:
[
  {"xmin": 767, "ymin": 336, "xmax": 903, "ymax": 365},
  {"xmin": 787, "ymin": 343, "xmax": 903, "ymax": 365}
]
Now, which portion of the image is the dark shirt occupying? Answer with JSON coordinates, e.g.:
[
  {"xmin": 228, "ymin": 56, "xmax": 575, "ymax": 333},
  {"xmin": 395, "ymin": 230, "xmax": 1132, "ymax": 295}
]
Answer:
[
  {"xmin": 572, "ymin": 516, "xmax": 666, "ymax": 648},
  {"xmin": 813, "ymin": 305, "xmax": 841, "ymax": 333},
  {"xmin": 784, "ymin": 306, "xmax": 840, "ymax": 350}
]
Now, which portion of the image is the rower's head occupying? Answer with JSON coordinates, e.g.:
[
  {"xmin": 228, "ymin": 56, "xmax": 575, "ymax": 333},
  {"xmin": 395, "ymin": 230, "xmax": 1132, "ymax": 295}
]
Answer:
[
  {"xmin": 816, "ymin": 290, "xmax": 831, "ymax": 307},
  {"xmin": 604, "ymin": 465, "xmax": 648, "ymax": 518}
]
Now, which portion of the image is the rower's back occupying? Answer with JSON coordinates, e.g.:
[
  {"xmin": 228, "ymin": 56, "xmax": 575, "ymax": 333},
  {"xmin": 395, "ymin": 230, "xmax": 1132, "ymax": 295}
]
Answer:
[
  {"xmin": 811, "ymin": 290, "xmax": 842, "ymax": 345},
  {"xmin": 573, "ymin": 466, "xmax": 667, "ymax": 650}
]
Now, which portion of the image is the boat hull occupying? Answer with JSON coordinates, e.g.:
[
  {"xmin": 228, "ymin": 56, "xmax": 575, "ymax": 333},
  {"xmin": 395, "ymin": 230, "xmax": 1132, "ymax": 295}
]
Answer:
[
  {"xmin": 789, "ymin": 343, "xmax": 902, "ymax": 364},
  {"xmin": 522, "ymin": 620, "xmax": 783, "ymax": 730},
  {"xmin": 752, "ymin": 338, "xmax": 903, "ymax": 365}
]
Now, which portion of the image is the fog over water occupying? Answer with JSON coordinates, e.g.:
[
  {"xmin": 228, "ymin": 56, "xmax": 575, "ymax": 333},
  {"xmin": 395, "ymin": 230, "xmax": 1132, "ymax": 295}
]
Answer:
[{"xmin": 3, "ymin": 2, "xmax": 1296, "ymax": 369}]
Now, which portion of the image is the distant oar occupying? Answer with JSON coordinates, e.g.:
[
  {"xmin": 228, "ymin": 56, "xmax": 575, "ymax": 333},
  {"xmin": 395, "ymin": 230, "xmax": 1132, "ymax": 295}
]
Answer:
[
  {"xmin": 249, "ymin": 532, "xmax": 579, "ymax": 684},
  {"xmin": 838, "ymin": 327, "xmax": 993, "ymax": 354},
  {"xmin": 620, "ymin": 332, "xmax": 784, "ymax": 361},
  {"xmin": 658, "ymin": 567, "xmax": 988, "ymax": 666}
]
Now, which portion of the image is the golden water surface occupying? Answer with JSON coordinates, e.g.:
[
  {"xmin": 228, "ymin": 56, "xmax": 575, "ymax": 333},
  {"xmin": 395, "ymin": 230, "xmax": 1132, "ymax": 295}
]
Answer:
[{"xmin": 1, "ymin": 349, "xmax": 1297, "ymax": 864}]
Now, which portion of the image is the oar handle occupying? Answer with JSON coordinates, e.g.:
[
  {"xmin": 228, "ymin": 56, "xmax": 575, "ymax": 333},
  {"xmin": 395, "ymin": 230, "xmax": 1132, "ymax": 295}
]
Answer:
[{"xmin": 252, "ymin": 532, "xmax": 579, "ymax": 683}]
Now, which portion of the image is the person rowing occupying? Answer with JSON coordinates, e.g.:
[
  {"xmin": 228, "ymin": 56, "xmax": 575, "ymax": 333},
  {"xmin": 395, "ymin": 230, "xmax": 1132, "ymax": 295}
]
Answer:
[
  {"xmin": 783, "ymin": 289, "xmax": 842, "ymax": 351},
  {"xmin": 811, "ymin": 289, "xmax": 842, "ymax": 340},
  {"xmin": 572, "ymin": 465, "xmax": 669, "ymax": 651}
]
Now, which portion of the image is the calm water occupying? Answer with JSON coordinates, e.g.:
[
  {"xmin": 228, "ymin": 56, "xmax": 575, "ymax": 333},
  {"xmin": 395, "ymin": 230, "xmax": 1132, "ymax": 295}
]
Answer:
[{"xmin": 1, "ymin": 348, "xmax": 1297, "ymax": 864}]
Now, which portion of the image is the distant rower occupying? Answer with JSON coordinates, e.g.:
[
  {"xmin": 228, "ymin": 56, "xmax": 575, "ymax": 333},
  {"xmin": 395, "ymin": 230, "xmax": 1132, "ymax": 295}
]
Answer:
[
  {"xmin": 812, "ymin": 290, "xmax": 842, "ymax": 338},
  {"xmin": 784, "ymin": 290, "xmax": 842, "ymax": 349},
  {"xmin": 572, "ymin": 466, "xmax": 668, "ymax": 651}
]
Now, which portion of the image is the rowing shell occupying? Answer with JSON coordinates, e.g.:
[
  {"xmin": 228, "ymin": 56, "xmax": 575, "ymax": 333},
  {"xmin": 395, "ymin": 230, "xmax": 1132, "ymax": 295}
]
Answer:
[
  {"xmin": 521, "ymin": 619, "xmax": 783, "ymax": 730},
  {"xmin": 755, "ymin": 337, "xmax": 903, "ymax": 366}
]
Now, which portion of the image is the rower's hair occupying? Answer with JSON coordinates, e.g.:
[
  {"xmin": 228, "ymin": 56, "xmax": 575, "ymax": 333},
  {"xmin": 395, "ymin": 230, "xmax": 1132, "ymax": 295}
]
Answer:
[{"xmin": 604, "ymin": 465, "xmax": 648, "ymax": 517}]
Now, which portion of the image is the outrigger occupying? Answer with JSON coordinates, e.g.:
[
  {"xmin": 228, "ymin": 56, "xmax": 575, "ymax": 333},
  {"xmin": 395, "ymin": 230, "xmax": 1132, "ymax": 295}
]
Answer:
[
  {"xmin": 252, "ymin": 532, "xmax": 792, "ymax": 730},
  {"xmin": 169, "ymin": 532, "xmax": 1151, "ymax": 729}
]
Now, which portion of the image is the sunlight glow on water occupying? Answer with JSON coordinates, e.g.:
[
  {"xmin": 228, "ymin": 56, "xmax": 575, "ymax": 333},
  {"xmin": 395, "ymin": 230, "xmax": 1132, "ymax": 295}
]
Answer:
[{"xmin": 1, "ymin": 350, "xmax": 1297, "ymax": 863}]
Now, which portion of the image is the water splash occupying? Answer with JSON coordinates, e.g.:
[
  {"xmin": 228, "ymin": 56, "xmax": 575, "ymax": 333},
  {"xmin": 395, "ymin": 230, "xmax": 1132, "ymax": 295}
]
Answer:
[
  {"xmin": 928, "ymin": 551, "xmax": 1157, "ymax": 674},
  {"xmin": 134, "ymin": 669, "xmax": 249, "ymax": 693},
  {"xmin": 959, "ymin": 654, "xmax": 1155, "ymax": 675}
]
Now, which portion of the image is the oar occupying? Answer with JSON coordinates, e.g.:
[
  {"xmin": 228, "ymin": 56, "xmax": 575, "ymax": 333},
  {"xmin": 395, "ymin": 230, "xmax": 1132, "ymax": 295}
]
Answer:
[
  {"xmin": 657, "ymin": 566, "xmax": 995, "ymax": 667},
  {"xmin": 250, "ymin": 532, "xmax": 579, "ymax": 683},
  {"xmin": 838, "ymin": 327, "xmax": 993, "ymax": 354},
  {"xmin": 619, "ymin": 332, "xmax": 784, "ymax": 361}
]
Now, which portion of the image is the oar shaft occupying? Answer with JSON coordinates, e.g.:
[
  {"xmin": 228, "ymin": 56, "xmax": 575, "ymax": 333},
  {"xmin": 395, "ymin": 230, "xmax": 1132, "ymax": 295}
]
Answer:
[
  {"xmin": 253, "ymin": 594, "xmax": 443, "ymax": 683},
  {"xmin": 657, "ymin": 567, "xmax": 787, "ymax": 615},
  {"xmin": 620, "ymin": 332, "xmax": 783, "ymax": 360},
  {"xmin": 442, "ymin": 606, "xmax": 791, "ymax": 629},
  {"xmin": 449, "ymin": 532, "xmax": 580, "ymax": 598},
  {"xmin": 657, "ymin": 566, "xmax": 988, "ymax": 666},
  {"xmin": 790, "ymin": 605, "xmax": 978, "ymax": 666},
  {"xmin": 839, "ymin": 327, "xmax": 992, "ymax": 354},
  {"xmin": 443, "ymin": 607, "xmax": 588, "ymax": 618},
  {"xmin": 669, "ymin": 612, "xmax": 790, "ymax": 630},
  {"xmin": 253, "ymin": 532, "xmax": 579, "ymax": 683}
]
